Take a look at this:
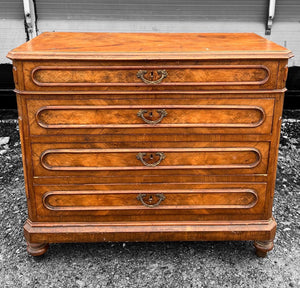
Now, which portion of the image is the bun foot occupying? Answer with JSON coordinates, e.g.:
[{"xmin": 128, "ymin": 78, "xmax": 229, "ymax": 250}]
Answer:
[
  {"xmin": 254, "ymin": 240, "xmax": 274, "ymax": 258},
  {"xmin": 26, "ymin": 242, "xmax": 49, "ymax": 256}
]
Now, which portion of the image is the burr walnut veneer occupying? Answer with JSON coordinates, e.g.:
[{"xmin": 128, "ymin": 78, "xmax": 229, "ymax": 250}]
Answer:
[{"xmin": 7, "ymin": 32, "xmax": 292, "ymax": 257}]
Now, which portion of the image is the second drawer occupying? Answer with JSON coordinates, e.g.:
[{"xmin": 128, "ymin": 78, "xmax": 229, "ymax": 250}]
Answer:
[{"xmin": 27, "ymin": 97, "xmax": 275, "ymax": 135}]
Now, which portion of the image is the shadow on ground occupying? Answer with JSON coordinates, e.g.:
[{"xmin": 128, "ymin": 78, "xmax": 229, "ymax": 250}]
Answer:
[{"xmin": 0, "ymin": 110, "xmax": 299, "ymax": 288}]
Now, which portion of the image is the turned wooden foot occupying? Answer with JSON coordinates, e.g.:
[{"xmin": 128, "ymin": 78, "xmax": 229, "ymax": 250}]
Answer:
[
  {"xmin": 26, "ymin": 242, "xmax": 49, "ymax": 256},
  {"xmin": 253, "ymin": 240, "xmax": 274, "ymax": 258}
]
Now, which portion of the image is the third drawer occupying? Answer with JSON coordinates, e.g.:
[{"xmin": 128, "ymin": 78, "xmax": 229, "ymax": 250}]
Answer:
[{"xmin": 32, "ymin": 141, "xmax": 270, "ymax": 177}]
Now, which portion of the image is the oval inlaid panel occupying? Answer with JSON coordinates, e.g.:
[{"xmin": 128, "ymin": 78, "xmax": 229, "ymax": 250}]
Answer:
[
  {"xmin": 32, "ymin": 65, "xmax": 270, "ymax": 87},
  {"xmin": 40, "ymin": 147, "xmax": 262, "ymax": 171},
  {"xmin": 35, "ymin": 104, "xmax": 265, "ymax": 129},
  {"xmin": 42, "ymin": 189, "xmax": 258, "ymax": 211}
]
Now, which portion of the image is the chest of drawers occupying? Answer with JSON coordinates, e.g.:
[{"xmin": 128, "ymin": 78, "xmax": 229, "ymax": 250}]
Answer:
[{"xmin": 7, "ymin": 32, "xmax": 292, "ymax": 257}]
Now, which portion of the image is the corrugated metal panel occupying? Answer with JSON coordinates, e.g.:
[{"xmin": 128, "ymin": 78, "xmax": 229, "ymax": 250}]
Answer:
[
  {"xmin": 276, "ymin": 0, "xmax": 300, "ymax": 22},
  {"xmin": 38, "ymin": 19, "xmax": 266, "ymax": 33},
  {"xmin": 36, "ymin": 0, "xmax": 268, "ymax": 21},
  {"xmin": 0, "ymin": 1, "xmax": 24, "ymax": 19}
]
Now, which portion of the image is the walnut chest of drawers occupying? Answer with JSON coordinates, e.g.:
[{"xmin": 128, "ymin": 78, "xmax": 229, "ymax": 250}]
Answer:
[{"xmin": 7, "ymin": 32, "xmax": 292, "ymax": 257}]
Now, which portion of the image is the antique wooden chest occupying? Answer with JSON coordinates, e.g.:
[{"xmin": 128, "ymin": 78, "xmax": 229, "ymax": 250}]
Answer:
[{"xmin": 7, "ymin": 32, "xmax": 292, "ymax": 257}]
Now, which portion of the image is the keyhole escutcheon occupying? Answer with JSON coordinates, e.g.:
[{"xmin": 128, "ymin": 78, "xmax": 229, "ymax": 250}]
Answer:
[{"xmin": 149, "ymin": 195, "xmax": 153, "ymax": 203}]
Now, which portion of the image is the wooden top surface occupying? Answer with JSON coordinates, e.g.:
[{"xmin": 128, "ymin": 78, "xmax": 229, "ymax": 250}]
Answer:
[{"xmin": 7, "ymin": 32, "xmax": 293, "ymax": 60}]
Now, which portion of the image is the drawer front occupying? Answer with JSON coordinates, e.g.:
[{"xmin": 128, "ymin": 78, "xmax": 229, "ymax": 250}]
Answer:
[
  {"xmin": 31, "ymin": 142, "xmax": 269, "ymax": 177},
  {"xmin": 23, "ymin": 60, "xmax": 279, "ymax": 91},
  {"xmin": 27, "ymin": 97, "xmax": 275, "ymax": 135},
  {"xmin": 33, "ymin": 182, "xmax": 267, "ymax": 221}
]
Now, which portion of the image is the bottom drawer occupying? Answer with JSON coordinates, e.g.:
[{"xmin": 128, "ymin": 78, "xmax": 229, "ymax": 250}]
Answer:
[{"xmin": 33, "ymin": 182, "xmax": 267, "ymax": 221}]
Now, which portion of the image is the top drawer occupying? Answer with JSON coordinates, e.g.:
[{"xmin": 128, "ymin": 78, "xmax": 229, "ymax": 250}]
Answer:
[{"xmin": 21, "ymin": 60, "xmax": 279, "ymax": 91}]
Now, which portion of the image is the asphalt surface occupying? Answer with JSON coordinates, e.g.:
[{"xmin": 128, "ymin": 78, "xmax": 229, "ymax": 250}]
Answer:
[{"xmin": 0, "ymin": 110, "xmax": 299, "ymax": 288}]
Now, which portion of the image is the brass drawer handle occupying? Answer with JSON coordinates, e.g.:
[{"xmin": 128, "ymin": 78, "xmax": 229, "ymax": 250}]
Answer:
[
  {"xmin": 137, "ymin": 193, "xmax": 165, "ymax": 208},
  {"xmin": 136, "ymin": 152, "xmax": 166, "ymax": 167},
  {"xmin": 137, "ymin": 109, "xmax": 167, "ymax": 124},
  {"xmin": 137, "ymin": 69, "xmax": 168, "ymax": 84}
]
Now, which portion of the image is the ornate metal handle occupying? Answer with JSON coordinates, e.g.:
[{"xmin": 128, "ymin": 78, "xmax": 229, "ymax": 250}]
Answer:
[
  {"xmin": 137, "ymin": 109, "xmax": 167, "ymax": 124},
  {"xmin": 137, "ymin": 70, "xmax": 168, "ymax": 84},
  {"xmin": 136, "ymin": 152, "xmax": 166, "ymax": 167},
  {"xmin": 137, "ymin": 193, "xmax": 165, "ymax": 208}
]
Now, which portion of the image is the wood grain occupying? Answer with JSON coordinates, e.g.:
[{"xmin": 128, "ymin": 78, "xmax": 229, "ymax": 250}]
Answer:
[{"xmin": 7, "ymin": 32, "xmax": 293, "ymax": 60}]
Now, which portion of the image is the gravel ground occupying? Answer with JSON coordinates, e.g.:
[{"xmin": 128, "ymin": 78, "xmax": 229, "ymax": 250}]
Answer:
[{"xmin": 0, "ymin": 110, "xmax": 299, "ymax": 288}]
